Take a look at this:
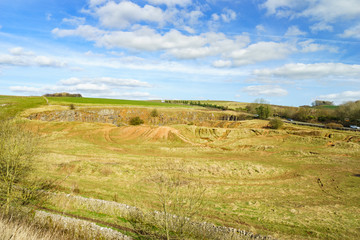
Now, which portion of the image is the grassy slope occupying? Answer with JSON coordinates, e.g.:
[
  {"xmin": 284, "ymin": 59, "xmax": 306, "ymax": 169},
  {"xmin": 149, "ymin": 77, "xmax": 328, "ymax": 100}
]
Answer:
[{"xmin": 0, "ymin": 95, "xmax": 46, "ymax": 118}]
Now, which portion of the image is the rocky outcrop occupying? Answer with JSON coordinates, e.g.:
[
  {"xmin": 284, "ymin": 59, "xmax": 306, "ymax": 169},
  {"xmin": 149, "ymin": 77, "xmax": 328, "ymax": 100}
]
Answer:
[{"xmin": 28, "ymin": 108, "xmax": 251, "ymax": 126}]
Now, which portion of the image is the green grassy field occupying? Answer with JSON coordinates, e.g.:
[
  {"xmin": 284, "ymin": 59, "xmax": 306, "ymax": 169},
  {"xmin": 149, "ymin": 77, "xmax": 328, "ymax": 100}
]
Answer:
[
  {"xmin": 1, "ymin": 95, "xmax": 360, "ymax": 239},
  {"xmin": 47, "ymin": 97, "xmax": 194, "ymax": 108},
  {"xmin": 0, "ymin": 95, "xmax": 46, "ymax": 118}
]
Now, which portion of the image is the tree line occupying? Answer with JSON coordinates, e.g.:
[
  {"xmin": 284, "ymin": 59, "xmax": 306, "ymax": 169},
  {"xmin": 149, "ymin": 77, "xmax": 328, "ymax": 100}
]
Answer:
[
  {"xmin": 246, "ymin": 100, "xmax": 360, "ymax": 126},
  {"xmin": 164, "ymin": 100, "xmax": 229, "ymax": 110}
]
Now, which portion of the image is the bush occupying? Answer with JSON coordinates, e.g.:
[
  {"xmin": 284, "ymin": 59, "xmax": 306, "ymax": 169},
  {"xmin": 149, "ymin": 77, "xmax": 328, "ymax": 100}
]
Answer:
[
  {"xmin": 129, "ymin": 117, "xmax": 144, "ymax": 125},
  {"xmin": 0, "ymin": 119, "xmax": 53, "ymax": 214},
  {"xmin": 268, "ymin": 118, "xmax": 283, "ymax": 129},
  {"xmin": 69, "ymin": 104, "xmax": 75, "ymax": 110},
  {"xmin": 150, "ymin": 109, "xmax": 159, "ymax": 117}
]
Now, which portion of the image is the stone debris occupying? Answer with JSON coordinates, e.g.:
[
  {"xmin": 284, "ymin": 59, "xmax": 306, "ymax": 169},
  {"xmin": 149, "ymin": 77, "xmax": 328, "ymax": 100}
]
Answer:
[
  {"xmin": 35, "ymin": 210, "xmax": 132, "ymax": 240},
  {"xmin": 51, "ymin": 193, "xmax": 275, "ymax": 240}
]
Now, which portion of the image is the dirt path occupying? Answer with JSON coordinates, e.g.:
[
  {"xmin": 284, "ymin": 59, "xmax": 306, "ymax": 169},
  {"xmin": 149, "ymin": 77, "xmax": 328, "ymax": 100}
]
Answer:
[{"xmin": 42, "ymin": 96, "xmax": 49, "ymax": 105}]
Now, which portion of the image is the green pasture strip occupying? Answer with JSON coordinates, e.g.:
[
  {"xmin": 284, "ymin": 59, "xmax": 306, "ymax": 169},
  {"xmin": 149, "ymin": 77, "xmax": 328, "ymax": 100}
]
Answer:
[
  {"xmin": 47, "ymin": 97, "xmax": 194, "ymax": 108},
  {"xmin": 314, "ymin": 105, "xmax": 338, "ymax": 109},
  {"xmin": 0, "ymin": 95, "xmax": 46, "ymax": 118}
]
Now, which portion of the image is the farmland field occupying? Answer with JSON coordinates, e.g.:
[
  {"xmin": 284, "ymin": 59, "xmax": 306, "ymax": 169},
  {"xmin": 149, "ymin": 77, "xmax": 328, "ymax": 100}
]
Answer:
[
  {"xmin": 1, "ymin": 96, "xmax": 360, "ymax": 239},
  {"xmin": 46, "ymin": 97, "xmax": 194, "ymax": 108}
]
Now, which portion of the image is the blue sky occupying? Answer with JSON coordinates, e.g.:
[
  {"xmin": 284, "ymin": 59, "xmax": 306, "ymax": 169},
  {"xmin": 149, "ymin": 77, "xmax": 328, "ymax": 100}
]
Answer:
[{"xmin": 1, "ymin": 0, "xmax": 360, "ymax": 106}]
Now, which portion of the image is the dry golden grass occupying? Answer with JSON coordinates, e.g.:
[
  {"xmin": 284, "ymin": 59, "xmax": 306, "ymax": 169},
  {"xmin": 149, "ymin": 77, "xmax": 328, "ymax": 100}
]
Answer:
[
  {"xmin": 18, "ymin": 108, "xmax": 360, "ymax": 239},
  {"xmin": 0, "ymin": 215, "xmax": 68, "ymax": 240}
]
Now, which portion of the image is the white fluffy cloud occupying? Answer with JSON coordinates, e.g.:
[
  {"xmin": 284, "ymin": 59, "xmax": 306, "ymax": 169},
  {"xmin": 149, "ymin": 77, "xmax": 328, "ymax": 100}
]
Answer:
[
  {"xmin": 9, "ymin": 47, "xmax": 34, "ymax": 56},
  {"xmin": 10, "ymin": 77, "xmax": 152, "ymax": 99},
  {"xmin": 316, "ymin": 91, "xmax": 360, "ymax": 104},
  {"xmin": 298, "ymin": 40, "xmax": 337, "ymax": 53},
  {"xmin": 242, "ymin": 85, "xmax": 288, "ymax": 96},
  {"xmin": 147, "ymin": 0, "xmax": 192, "ymax": 7},
  {"xmin": 53, "ymin": 26, "xmax": 205, "ymax": 51},
  {"xmin": 300, "ymin": 0, "xmax": 360, "ymax": 23},
  {"xmin": 60, "ymin": 77, "xmax": 151, "ymax": 88},
  {"xmin": 51, "ymin": 1, "xmax": 337, "ymax": 67},
  {"xmin": 53, "ymin": 25, "xmax": 254, "ymax": 60},
  {"xmin": 253, "ymin": 63, "xmax": 360, "ymax": 80},
  {"xmin": 87, "ymin": 0, "xmax": 199, "ymax": 31},
  {"xmin": 256, "ymin": 24, "xmax": 265, "ymax": 33},
  {"xmin": 261, "ymin": 0, "xmax": 360, "ymax": 29},
  {"xmin": 212, "ymin": 59, "xmax": 232, "ymax": 68},
  {"xmin": 285, "ymin": 26, "xmax": 306, "ymax": 37},
  {"xmin": 310, "ymin": 22, "xmax": 333, "ymax": 33},
  {"xmin": 52, "ymin": 25, "xmax": 105, "ymax": 41},
  {"xmin": 339, "ymin": 23, "xmax": 360, "ymax": 39},
  {"xmin": 220, "ymin": 9, "xmax": 237, "ymax": 23},
  {"xmin": 95, "ymin": 1, "xmax": 167, "ymax": 29},
  {"xmin": 0, "ymin": 47, "xmax": 66, "ymax": 67},
  {"xmin": 88, "ymin": 0, "xmax": 107, "ymax": 8},
  {"xmin": 228, "ymin": 42, "xmax": 296, "ymax": 66}
]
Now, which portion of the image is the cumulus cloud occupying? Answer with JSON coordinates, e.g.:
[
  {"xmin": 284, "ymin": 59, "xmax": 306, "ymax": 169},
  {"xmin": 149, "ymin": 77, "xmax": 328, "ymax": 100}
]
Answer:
[
  {"xmin": 52, "ymin": 25, "xmax": 105, "ymax": 41},
  {"xmin": 285, "ymin": 26, "xmax": 306, "ymax": 37},
  {"xmin": 0, "ymin": 47, "xmax": 66, "ymax": 67},
  {"xmin": 95, "ymin": 1, "xmax": 167, "ymax": 29},
  {"xmin": 51, "ymin": 1, "xmax": 336, "ymax": 67},
  {"xmin": 256, "ymin": 24, "xmax": 265, "ymax": 33},
  {"xmin": 253, "ymin": 63, "xmax": 360, "ymax": 80},
  {"xmin": 53, "ymin": 25, "xmax": 204, "ymax": 51},
  {"xmin": 339, "ymin": 23, "xmax": 360, "ymax": 39},
  {"xmin": 228, "ymin": 42, "xmax": 295, "ymax": 66},
  {"xmin": 316, "ymin": 91, "xmax": 360, "ymax": 104},
  {"xmin": 9, "ymin": 47, "xmax": 34, "ymax": 56},
  {"xmin": 310, "ymin": 22, "xmax": 333, "ymax": 33},
  {"xmin": 212, "ymin": 59, "xmax": 232, "ymax": 68},
  {"xmin": 261, "ymin": 0, "xmax": 360, "ymax": 24},
  {"xmin": 53, "ymin": 25, "xmax": 253, "ymax": 60},
  {"xmin": 220, "ymin": 9, "xmax": 237, "ymax": 23},
  {"xmin": 88, "ymin": 0, "xmax": 107, "ymax": 8},
  {"xmin": 147, "ymin": 0, "xmax": 192, "ymax": 7},
  {"xmin": 298, "ymin": 40, "xmax": 337, "ymax": 53},
  {"xmin": 60, "ymin": 77, "xmax": 152, "ymax": 88},
  {"xmin": 10, "ymin": 84, "xmax": 152, "ymax": 99},
  {"xmin": 300, "ymin": 0, "xmax": 360, "ymax": 23},
  {"xmin": 167, "ymin": 32, "xmax": 250, "ymax": 59},
  {"xmin": 10, "ymin": 76, "xmax": 153, "ymax": 99},
  {"xmin": 242, "ymin": 85, "xmax": 288, "ymax": 96}
]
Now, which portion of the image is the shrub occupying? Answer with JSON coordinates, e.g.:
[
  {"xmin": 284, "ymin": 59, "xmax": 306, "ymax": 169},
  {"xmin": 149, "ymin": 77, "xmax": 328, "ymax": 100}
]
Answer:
[
  {"xmin": 0, "ymin": 119, "xmax": 53, "ymax": 214},
  {"xmin": 69, "ymin": 104, "xmax": 75, "ymax": 110},
  {"xmin": 268, "ymin": 118, "xmax": 283, "ymax": 129},
  {"xmin": 129, "ymin": 117, "xmax": 144, "ymax": 125},
  {"xmin": 150, "ymin": 109, "xmax": 159, "ymax": 117}
]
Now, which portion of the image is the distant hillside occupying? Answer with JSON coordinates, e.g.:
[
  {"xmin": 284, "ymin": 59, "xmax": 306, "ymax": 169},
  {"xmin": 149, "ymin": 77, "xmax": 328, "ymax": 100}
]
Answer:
[{"xmin": 44, "ymin": 92, "xmax": 82, "ymax": 97}]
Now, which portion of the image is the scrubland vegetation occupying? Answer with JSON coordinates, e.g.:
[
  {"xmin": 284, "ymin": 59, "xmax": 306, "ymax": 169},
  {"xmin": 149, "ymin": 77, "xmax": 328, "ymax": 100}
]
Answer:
[{"xmin": 1, "ymin": 95, "xmax": 360, "ymax": 239}]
